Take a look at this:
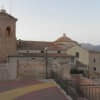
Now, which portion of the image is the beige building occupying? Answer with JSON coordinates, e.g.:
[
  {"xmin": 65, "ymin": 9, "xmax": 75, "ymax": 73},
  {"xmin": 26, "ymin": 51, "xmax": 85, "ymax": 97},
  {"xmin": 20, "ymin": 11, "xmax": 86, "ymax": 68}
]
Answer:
[
  {"xmin": 67, "ymin": 45, "xmax": 89, "ymax": 65},
  {"xmin": 67, "ymin": 45, "xmax": 100, "ymax": 78},
  {"xmin": 88, "ymin": 50, "xmax": 100, "ymax": 78}
]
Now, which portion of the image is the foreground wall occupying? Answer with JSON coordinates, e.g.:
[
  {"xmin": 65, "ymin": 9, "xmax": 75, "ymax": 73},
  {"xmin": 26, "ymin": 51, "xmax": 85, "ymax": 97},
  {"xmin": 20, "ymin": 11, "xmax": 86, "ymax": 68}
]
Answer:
[
  {"xmin": 0, "ymin": 62, "xmax": 17, "ymax": 80},
  {"xmin": 8, "ymin": 56, "xmax": 72, "ymax": 80}
]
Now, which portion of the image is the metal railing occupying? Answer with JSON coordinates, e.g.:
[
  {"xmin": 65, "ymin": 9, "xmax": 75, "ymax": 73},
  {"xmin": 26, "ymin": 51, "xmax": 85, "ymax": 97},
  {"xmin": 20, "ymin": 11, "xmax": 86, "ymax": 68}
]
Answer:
[
  {"xmin": 79, "ymin": 84, "xmax": 100, "ymax": 100},
  {"xmin": 55, "ymin": 79, "xmax": 100, "ymax": 100}
]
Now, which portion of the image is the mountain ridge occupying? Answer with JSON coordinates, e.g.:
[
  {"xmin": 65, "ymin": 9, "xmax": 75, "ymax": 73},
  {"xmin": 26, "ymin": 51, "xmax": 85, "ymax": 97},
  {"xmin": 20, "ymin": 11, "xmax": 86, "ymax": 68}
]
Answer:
[{"xmin": 81, "ymin": 43, "xmax": 100, "ymax": 52}]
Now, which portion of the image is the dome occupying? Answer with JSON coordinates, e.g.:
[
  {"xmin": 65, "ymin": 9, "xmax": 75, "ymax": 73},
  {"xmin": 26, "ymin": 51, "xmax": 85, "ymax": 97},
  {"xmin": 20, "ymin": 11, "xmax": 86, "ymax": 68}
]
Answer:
[{"xmin": 55, "ymin": 33, "xmax": 74, "ymax": 43}]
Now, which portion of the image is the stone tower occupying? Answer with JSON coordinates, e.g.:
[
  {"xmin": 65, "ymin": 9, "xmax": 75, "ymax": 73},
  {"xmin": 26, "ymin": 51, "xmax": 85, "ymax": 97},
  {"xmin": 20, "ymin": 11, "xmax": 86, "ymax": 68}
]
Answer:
[{"xmin": 0, "ymin": 9, "xmax": 17, "ymax": 62}]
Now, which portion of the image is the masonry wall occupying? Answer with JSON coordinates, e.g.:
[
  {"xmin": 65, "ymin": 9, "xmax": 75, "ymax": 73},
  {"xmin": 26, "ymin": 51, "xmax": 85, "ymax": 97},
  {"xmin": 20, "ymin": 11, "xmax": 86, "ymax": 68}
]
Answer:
[
  {"xmin": 0, "ymin": 62, "xmax": 17, "ymax": 80},
  {"xmin": 89, "ymin": 52, "xmax": 100, "ymax": 78},
  {"xmin": 0, "ymin": 12, "xmax": 17, "ymax": 62},
  {"xmin": 8, "ymin": 56, "xmax": 71, "ymax": 80}
]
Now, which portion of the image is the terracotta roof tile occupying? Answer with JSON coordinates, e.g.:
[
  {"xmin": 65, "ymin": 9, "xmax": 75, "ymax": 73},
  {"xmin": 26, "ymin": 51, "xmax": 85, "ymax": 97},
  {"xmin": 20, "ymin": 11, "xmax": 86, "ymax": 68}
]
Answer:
[
  {"xmin": 54, "ymin": 33, "xmax": 77, "ymax": 44},
  {"xmin": 17, "ymin": 40, "xmax": 64, "ymax": 50}
]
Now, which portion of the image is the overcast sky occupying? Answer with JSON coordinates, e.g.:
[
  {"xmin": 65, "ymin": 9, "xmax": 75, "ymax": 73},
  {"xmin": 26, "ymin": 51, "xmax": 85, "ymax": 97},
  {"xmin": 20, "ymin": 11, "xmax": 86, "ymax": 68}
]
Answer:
[{"xmin": 0, "ymin": 0, "xmax": 100, "ymax": 45}]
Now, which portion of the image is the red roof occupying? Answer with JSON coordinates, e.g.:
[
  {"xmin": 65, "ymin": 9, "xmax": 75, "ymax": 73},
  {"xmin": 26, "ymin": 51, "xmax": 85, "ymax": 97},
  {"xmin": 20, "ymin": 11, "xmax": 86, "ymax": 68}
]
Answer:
[
  {"xmin": 54, "ymin": 33, "xmax": 77, "ymax": 43},
  {"xmin": 17, "ymin": 40, "xmax": 64, "ymax": 50}
]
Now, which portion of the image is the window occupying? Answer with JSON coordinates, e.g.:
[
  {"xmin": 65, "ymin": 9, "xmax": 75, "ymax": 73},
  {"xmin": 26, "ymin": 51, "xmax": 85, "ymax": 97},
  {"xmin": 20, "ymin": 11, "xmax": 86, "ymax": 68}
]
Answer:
[
  {"xmin": 94, "ymin": 67, "xmax": 96, "ymax": 71},
  {"xmin": 76, "ymin": 52, "xmax": 79, "ymax": 58},
  {"xmin": 26, "ymin": 50, "xmax": 29, "ymax": 53},
  {"xmin": 93, "ymin": 58, "xmax": 96, "ymax": 63},
  {"xmin": 41, "ymin": 50, "xmax": 44, "ymax": 53},
  {"xmin": 57, "ymin": 50, "xmax": 61, "ymax": 54},
  {"xmin": 6, "ymin": 27, "xmax": 11, "ymax": 37},
  {"xmin": 32, "ymin": 58, "xmax": 35, "ymax": 60}
]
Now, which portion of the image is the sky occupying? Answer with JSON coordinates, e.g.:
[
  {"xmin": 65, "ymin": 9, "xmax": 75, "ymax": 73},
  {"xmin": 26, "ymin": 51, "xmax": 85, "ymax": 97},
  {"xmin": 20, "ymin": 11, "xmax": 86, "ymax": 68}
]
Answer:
[{"xmin": 0, "ymin": 0, "xmax": 100, "ymax": 45}]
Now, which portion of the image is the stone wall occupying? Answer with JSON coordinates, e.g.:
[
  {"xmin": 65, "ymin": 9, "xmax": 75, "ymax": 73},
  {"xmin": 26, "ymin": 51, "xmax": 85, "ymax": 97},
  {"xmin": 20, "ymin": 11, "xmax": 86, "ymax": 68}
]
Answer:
[
  {"xmin": 89, "ymin": 52, "xmax": 100, "ymax": 76},
  {"xmin": 0, "ymin": 62, "xmax": 17, "ymax": 80},
  {"xmin": 0, "ymin": 11, "xmax": 17, "ymax": 62},
  {"xmin": 0, "ymin": 55, "xmax": 72, "ymax": 80},
  {"xmin": 8, "ymin": 56, "xmax": 72, "ymax": 80}
]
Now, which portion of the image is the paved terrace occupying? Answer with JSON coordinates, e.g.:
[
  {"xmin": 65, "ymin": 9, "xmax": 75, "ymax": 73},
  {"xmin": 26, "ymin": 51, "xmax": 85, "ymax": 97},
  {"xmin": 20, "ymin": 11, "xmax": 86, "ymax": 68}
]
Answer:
[{"xmin": 0, "ymin": 80, "xmax": 69, "ymax": 100}]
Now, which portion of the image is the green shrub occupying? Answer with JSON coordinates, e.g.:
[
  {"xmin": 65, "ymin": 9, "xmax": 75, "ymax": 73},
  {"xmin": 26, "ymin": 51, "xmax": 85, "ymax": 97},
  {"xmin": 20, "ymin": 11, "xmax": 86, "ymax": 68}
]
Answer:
[{"xmin": 70, "ymin": 68, "xmax": 84, "ymax": 74}]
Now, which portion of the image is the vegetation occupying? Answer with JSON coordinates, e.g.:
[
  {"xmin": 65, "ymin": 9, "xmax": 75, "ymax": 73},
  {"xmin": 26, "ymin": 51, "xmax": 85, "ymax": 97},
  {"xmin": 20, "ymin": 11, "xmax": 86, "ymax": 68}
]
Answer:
[
  {"xmin": 70, "ymin": 68, "xmax": 84, "ymax": 74},
  {"xmin": 51, "ymin": 71, "xmax": 79, "ymax": 100}
]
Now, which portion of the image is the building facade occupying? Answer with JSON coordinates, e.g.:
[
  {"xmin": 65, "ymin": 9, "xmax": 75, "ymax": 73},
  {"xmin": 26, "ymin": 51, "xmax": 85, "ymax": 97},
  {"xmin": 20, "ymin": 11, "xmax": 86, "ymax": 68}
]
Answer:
[{"xmin": 67, "ymin": 45, "xmax": 100, "ymax": 78}]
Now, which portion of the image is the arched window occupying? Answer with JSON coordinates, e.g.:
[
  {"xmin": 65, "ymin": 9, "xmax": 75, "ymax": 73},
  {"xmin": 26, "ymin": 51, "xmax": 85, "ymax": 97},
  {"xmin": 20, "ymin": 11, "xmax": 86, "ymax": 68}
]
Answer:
[{"xmin": 6, "ymin": 26, "xmax": 11, "ymax": 37}]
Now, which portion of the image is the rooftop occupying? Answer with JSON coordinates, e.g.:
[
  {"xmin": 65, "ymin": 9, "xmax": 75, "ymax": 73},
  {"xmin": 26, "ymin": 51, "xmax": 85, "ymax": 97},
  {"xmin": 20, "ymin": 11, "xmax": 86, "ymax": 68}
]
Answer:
[{"xmin": 17, "ymin": 40, "xmax": 64, "ymax": 50}]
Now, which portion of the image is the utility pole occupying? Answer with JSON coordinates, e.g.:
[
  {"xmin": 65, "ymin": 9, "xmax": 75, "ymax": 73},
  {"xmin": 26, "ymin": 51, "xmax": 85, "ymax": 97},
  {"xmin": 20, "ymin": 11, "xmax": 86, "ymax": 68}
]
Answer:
[
  {"xmin": 44, "ymin": 47, "xmax": 48, "ymax": 79},
  {"xmin": 88, "ymin": 65, "xmax": 90, "ymax": 78}
]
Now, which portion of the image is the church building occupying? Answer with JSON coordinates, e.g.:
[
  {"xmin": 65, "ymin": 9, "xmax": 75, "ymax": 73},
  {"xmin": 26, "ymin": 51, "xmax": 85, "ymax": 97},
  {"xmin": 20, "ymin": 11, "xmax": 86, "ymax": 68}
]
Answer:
[{"xmin": 0, "ymin": 9, "xmax": 79, "ymax": 80}]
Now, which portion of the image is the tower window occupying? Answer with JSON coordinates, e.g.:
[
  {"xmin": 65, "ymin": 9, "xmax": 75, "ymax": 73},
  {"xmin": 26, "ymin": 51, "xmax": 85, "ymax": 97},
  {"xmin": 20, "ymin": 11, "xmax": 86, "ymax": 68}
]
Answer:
[{"xmin": 6, "ymin": 27, "xmax": 11, "ymax": 37}]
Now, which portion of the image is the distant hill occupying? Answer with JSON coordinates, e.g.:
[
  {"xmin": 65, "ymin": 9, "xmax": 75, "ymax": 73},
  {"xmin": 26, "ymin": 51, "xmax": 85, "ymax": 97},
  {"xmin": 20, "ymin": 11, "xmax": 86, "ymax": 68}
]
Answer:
[{"xmin": 81, "ymin": 43, "xmax": 100, "ymax": 52}]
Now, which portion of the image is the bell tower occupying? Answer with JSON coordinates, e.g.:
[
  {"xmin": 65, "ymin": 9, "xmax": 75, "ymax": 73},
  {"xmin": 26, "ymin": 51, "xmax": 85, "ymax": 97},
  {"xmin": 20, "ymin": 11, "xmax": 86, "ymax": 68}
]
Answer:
[{"xmin": 0, "ymin": 9, "xmax": 17, "ymax": 62}]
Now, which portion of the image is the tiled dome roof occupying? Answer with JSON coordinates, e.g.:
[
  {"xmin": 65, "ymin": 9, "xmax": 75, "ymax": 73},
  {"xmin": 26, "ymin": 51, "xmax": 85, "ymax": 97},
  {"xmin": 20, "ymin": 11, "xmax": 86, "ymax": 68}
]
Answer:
[{"xmin": 55, "ymin": 33, "xmax": 74, "ymax": 42}]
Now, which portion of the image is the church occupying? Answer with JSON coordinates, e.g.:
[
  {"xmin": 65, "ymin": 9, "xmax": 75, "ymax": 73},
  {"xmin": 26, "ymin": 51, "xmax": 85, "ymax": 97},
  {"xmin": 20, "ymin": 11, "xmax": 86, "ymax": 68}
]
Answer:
[{"xmin": 0, "ymin": 9, "xmax": 80, "ymax": 80}]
